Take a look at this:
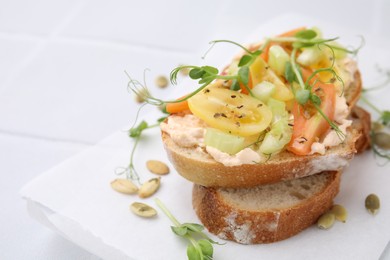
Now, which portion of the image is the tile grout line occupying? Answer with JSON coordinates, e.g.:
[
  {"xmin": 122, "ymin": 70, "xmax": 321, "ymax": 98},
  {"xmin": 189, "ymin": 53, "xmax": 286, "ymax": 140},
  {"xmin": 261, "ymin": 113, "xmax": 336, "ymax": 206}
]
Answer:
[
  {"xmin": 0, "ymin": 128, "xmax": 95, "ymax": 146},
  {"xmin": 0, "ymin": 0, "xmax": 91, "ymax": 95}
]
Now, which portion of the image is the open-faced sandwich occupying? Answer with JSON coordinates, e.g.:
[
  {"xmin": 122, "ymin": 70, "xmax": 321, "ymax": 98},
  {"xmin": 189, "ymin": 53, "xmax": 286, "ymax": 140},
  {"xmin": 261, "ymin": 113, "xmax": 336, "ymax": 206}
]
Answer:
[
  {"xmin": 129, "ymin": 27, "xmax": 371, "ymax": 244},
  {"xmin": 159, "ymin": 27, "xmax": 364, "ymax": 188}
]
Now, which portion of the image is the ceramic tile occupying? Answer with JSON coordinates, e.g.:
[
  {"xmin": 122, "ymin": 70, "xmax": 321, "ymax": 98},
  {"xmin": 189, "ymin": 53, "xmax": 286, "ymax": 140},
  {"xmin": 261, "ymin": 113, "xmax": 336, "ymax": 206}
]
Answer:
[
  {"xmin": 60, "ymin": 0, "xmax": 221, "ymax": 53},
  {"xmin": 0, "ymin": 40, "xmax": 194, "ymax": 144},
  {"xmin": 0, "ymin": 37, "xmax": 40, "ymax": 90},
  {"xmin": 0, "ymin": 0, "xmax": 82, "ymax": 36}
]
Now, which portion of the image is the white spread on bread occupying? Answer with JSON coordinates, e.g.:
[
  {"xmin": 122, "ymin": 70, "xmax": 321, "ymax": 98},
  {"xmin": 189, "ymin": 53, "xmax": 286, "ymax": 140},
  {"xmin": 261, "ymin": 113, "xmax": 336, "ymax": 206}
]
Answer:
[
  {"xmin": 160, "ymin": 114, "xmax": 206, "ymax": 147},
  {"xmin": 206, "ymin": 146, "xmax": 264, "ymax": 166},
  {"xmin": 306, "ymin": 154, "xmax": 349, "ymax": 176},
  {"xmin": 310, "ymin": 94, "xmax": 352, "ymax": 155}
]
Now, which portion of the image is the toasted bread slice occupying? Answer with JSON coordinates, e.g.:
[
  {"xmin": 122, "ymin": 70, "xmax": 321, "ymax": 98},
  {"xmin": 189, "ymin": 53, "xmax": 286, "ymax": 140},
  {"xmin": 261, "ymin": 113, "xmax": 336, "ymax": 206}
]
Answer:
[
  {"xmin": 192, "ymin": 171, "xmax": 341, "ymax": 244},
  {"xmin": 162, "ymin": 71, "xmax": 364, "ymax": 188}
]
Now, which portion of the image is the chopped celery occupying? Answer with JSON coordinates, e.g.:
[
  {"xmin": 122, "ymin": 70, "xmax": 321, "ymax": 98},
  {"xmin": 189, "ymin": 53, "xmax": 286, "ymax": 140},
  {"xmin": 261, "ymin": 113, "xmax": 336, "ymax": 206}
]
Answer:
[
  {"xmin": 268, "ymin": 45, "xmax": 290, "ymax": 76},
  {"xmin": 204, "ymin": 128, "xmax": 245, "ymax": 155},
  {"xmin": 296, "ymin": 47, "xmax": 324, "ymax": 67},
  {"xmin": 267, "ymin": 98, "xmax": 288, "ymax": 120},
  {"xmin": 327, "ymin": 42, "xmax": 348, "ymax": 60},
  {"xmin": 259, "ymin": 118, "xmax": 292, "ymax": 155},
  {"xmin": 252, "ymin": 81, "xmax": 275, "ymax": 103}
]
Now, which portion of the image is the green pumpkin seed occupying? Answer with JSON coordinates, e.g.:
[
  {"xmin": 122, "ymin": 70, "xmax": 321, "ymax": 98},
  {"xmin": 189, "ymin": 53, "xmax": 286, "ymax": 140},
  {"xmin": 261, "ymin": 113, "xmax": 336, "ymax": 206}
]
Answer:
[
  {"xmin": 130, "ymin": 202, "xmax": 157, "ymax": 218},
  {"xmin": 373, "ymin": 132, "xmax": 390, "ymax": 150},
  {"xmin": 317, "ymin": 212, "xmax": 335, "ymax": 230},
  {"xmin": 330, "ymin": 204, "xmax": 348, "ymax": 223},
  {"xmin": 371, "ymin": 122, "xmax": 384, "ymax": 133},
  {"xmin": 365, "ymin": 194, "xmax": 380, "ymax": 215}
]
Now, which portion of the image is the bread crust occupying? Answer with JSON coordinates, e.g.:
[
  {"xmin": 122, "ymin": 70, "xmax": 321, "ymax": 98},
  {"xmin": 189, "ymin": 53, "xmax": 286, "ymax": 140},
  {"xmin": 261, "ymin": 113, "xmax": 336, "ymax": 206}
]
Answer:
[
  {"xmin": 162, "ymin": 127, "xmax": 357, "ymax": 188},
  {"xmin": 161, "ymin": 71, "xmax": 363, "ymax": 188},
  {"xmin": 192, "ymin": 171, "xmax": 341, "ymax": 244}
]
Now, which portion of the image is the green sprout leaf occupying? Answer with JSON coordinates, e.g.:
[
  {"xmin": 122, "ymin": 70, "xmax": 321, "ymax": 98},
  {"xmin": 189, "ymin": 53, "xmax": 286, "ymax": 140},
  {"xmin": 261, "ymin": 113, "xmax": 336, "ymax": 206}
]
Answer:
[
  {"xmin": 198, "ymin": 239, "xmax": 213, "ymax": 257},
  {"xmin": 189, "ymin": 68, "xmax": 206, "ymax": 79},
  {"xmin": 201, "ymin": 66, "xmax": 219, "ymax": 75},
  {"xmin": 187, "ymin": 245, "xmax": 202, "ymax": 260},
  {"xmin": 171, "ymin": 226, "xmax": 188, "ymax": 237},
  {"xmin": 182, "ymin": 223, "xmax": 205, "ymax": 233},
  {"xmin": 310, "ymin": 94, "xmax": 322, "ymax": 106},
  {"xmin": 129, "ymin": 120, "xmax": 148, "ymax": 138},
  {"xmin": 238, "ymin": 66, "xmax": 249, "ymax": 86},
  {"xmin": 295, "ymin": 29, "xmax": 317, "ymax": 40},
  {"xmin": 238, "ymin": 54, "xmax": 252, "ymax": 67},
  {"xmin": 284, "ymin": 61, "xmax": 296, "ymax": 83},
  {"xmin": 155, "ymin": 198, "xmax": 223, "ymax": 260},
  {"xmin": 230, "ymin": 79, "xmax": 240, "ymax": 91}
]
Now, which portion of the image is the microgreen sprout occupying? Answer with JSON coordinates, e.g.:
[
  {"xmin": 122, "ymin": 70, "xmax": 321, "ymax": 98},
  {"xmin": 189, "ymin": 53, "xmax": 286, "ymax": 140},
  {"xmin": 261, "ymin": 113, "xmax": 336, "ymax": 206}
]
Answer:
[
  {"xmin": 116, "ymin": 117, "xmax": 166, "ymax": 183},
  {"xmin": 155, "ymin": 198, "xmax": 223, "ymax": 260}
]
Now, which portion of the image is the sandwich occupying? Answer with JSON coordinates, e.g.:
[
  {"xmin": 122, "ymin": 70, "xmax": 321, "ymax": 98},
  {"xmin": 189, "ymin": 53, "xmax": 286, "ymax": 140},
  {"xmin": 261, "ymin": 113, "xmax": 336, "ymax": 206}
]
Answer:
[{"xmin": 131, "ymin": 27, "xmax": 371, "ymax": 244}]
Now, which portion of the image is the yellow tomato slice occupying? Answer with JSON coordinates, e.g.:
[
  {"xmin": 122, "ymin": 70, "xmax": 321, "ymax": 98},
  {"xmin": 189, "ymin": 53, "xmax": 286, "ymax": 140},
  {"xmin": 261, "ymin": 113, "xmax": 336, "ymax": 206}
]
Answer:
[
  {"xmin": 250, "ymin": 55, "xmax": 294, "ymax": 102},
  {"xmin": 188, "ymin": 88, "xmax": 272, "ymax": 137}
]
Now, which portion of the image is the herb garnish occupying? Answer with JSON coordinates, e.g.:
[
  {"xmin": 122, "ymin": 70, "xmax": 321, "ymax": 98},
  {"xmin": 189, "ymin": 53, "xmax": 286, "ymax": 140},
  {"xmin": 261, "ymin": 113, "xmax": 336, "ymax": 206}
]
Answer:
[
  {"xmin": 155, "ymin": 198, "xmax": 223, "ymax": 260},
  {"xmin": 116, "ymin": 117, "xmax": 166, "ymax": 183}
]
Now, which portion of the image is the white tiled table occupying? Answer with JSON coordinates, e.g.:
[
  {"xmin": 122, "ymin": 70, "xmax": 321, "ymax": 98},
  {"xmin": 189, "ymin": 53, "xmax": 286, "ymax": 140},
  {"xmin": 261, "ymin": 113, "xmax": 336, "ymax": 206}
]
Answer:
[{"xmin": 1, "ymin": 0, "xmax": 389, "ymax": 259}]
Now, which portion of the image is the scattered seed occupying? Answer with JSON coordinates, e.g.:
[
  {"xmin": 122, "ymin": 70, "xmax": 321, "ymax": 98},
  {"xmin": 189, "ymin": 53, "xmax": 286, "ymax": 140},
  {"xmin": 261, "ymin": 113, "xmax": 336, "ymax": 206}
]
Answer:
[
  {"xmin": 317, "ymin": 212, "xmax": 335, "ymax": 230},
  {"xmin": 365, "ymin": 194, "xmax": 380, "ymax": 215},
  {"xmin": 146, "ymin": 160, "xmax": 170, "ymax": 175},
  {"xmin": 111, "ymin": 178, "xmax": 138, "ymax": 194},
  {"xmin": 130, "ymin": 202, "xmax": 157, "ymax": 218},
  {"xmin": 155, "ymin": 75, "xmax": 169, "ymax": 88},
  {"xmin": 371, "ymin": 122, "xmax": 384, "ymax": 133},
  {"xmin": 330, "ymin": 204, "xmax": 348, "ymax": 223},
  {"xmin": 138, "ymin": 177, "xmax": 161, "ymax": 198},
  {"xmin": 373, "ymin": 132, "xmax": 390, "ymax": 150}
]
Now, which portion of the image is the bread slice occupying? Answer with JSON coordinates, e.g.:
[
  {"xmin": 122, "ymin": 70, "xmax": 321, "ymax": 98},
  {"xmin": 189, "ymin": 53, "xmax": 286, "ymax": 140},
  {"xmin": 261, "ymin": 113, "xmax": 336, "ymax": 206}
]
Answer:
[{"xmin": 192, "ymin": 171, "xmax": 340, "ymax": 244}]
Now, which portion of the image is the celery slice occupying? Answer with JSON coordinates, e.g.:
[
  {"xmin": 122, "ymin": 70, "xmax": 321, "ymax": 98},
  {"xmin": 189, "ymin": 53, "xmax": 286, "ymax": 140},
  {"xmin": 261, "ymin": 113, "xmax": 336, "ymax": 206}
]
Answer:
[
  {"xmin": 296, "ymin": 47, "xmax": 324, "ymax": 67},
  {"xmin": 252, "ymin": 81, "xmax": 275, "ymax": 103},
  {"xmin": 259, "ymin": 118, "xmax": 292, "ymax": 155},
  {"xmin": 267, "ymin": 98, "xmax": 287, "ymax": 119},
  {"xmin": 204, "ymin": 128, "xmax": 246, "ymax": 155},
  {"xmin": 268, "ymin": 45, "xmax": 290, "ymax": 76}
]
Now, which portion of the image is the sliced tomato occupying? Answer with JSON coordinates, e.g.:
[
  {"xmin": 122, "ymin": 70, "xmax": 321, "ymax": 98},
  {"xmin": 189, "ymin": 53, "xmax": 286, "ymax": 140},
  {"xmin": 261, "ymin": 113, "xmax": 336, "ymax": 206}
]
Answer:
[
  {"xmin": 287, "ymin": 68, "xmax": 336, "ymax": 155},
  {"xmin": 187, "ymin": 88, "xmax": 272, "ymax": 137}
]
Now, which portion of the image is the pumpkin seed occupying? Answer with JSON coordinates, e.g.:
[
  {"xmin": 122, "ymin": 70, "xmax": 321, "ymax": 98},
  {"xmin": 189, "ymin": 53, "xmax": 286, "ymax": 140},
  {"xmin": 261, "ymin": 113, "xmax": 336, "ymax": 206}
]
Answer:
[
  {"xmin": 371, "ymin": 122, "xmax": 384, "ymax": 133},
  {"xmin": 138, "ymin": 177, "xmax": 161, "ymax": 198},
  {"xmin": 317, "ymin": 212, "xmax": 335, "ymax": 230},
  {"xmin": 155, "ymin": 75, "xmax": 169, "ymax": 88},
  {"xmin": 111, "ymin": 178, "xmax": 138, "ymax": 194},
  {"xmin": 373, "ymin": 132, "xmax": 390, "ymax": 150},
  {"xmin": 146, "ymin": 160, "xmax": 170, "ymax": 175},
  {"xmin": 365, "ymin": 193, "xmax": 380, "ymax": 215},
  {"xmin": 330, "ymin": 204, "xmax": 348, "ymax": 223},
  {"xmin": 130, "ymin": 202, "xmax": 157, "ymax": 218}
]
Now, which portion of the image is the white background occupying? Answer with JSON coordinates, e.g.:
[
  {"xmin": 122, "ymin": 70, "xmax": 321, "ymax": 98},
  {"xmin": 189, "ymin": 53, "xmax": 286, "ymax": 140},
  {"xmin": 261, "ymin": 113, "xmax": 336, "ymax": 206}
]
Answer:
[{"xmin": 1, "ymin": 0, "xmax": 390, "ymax": 259}]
